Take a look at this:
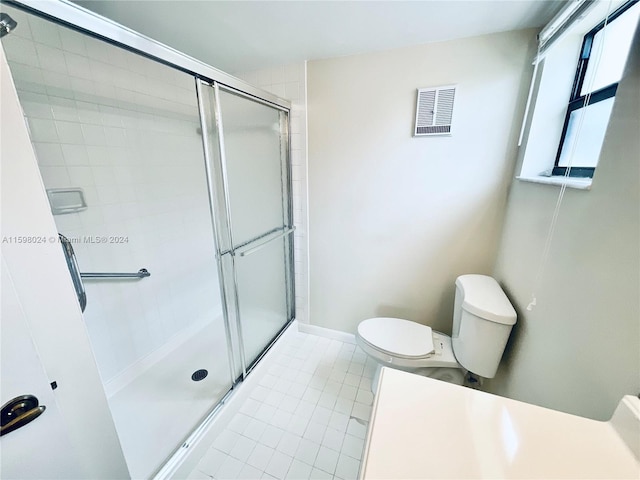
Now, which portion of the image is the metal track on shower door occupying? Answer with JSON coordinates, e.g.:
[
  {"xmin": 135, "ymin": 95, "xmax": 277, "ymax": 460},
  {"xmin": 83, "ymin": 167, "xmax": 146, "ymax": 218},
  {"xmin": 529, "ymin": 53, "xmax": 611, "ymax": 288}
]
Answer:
[{"xmin": 6, "ymin": 1, "xmax": 291, "ymax": 112}]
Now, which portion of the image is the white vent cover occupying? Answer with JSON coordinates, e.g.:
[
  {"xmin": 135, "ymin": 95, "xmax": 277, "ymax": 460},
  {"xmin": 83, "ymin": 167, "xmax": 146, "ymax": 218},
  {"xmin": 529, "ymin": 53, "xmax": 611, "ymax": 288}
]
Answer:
[{"xmin": 414, "ymin": 85, "xmax": 456, "ymax": 136}]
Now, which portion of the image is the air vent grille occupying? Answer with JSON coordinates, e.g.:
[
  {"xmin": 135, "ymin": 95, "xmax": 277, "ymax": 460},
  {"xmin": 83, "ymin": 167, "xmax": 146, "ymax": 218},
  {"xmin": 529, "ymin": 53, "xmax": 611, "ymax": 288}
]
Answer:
[{"xmin": 414, "ymin": 85, "xmax": 456, "ymax": 136}]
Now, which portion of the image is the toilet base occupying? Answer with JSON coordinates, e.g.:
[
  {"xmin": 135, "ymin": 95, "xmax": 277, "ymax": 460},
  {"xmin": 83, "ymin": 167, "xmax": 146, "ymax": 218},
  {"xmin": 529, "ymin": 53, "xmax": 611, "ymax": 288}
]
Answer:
[{"xmin": 370, "ymin": 362, "xmax": 465, "ymax": 394}]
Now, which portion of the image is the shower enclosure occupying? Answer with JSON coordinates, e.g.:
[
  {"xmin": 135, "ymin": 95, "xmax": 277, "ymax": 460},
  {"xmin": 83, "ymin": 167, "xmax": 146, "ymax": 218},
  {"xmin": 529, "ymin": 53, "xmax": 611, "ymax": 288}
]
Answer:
[{"xmin": 0, "ymin": 1, "xmax": 294, "ymax": 477}]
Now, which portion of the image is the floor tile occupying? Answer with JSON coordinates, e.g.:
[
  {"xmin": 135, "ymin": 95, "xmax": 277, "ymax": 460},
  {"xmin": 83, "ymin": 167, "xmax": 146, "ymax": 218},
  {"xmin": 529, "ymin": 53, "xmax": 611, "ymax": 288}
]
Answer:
[
  {"xmin": 343, "ymin": 373, "xmax": 360, "ymax": 387},
  {"xmin": 217, "ymin": 454, "xmax": 245, "ymax": 479},
  {"xmin": 229, "ymin": 436, "xmax": 257, "ymax": 463},
  {"xmin": 264, "ymin": 390, "xmax": 285, "ymax": 407},
  {"xmin": 247, "ymin": 443, "xmax": 275, "ymax": 471},
  {"xmin": 213, "ymin": 430, "xmax": 241, "ymax": 455},
  {"xmin": 228, "ymin": 413, "xmax": 252, "ymax": 434},
  {"xmin": 287, "ymin": 415, "xmax": 310, "ymax": 436},
  {"xmin": 321, "ymin": 427, "xmax": 344, "ymax": 452},
  {"xmin": 309, "ymin": 467, "xmax": 332, "ymax": 480},
  {"xmin": 317, "ymin": 391, "xmax": 337, "ymax": 409},
  {"xmin": 340, "ymin": 434, "xmax": 364, "ymax": 460},
  {"xmin": 346, "ymin": 418, "xmax": 367, "ymax": 439},
  {"xmin": 355, "ymin": 389, "xmax": 373, "ymax": 406},
  {"xmin": 244, "ymin": 418, "xmax": 269, "ymax": 441},
  {"xmin": 264, "ymin": 451, "xmax": 293, "ymax": 479},
  {"xmin": 338, "ymin": 385, "xmax": 357, "ymax": 401},
  {"xmin": 314, "ymin": 446, "xmax": 339, "ymax": 474},
  {"xmin": 277, "ymin": 432, "xmax": 302, "ymax": 457},
  {"xmin": 256, "ymin": 403, "xmax": 278, "ymax": 423},
  {"xmin": 351, "ymin": 403, "xmax": 372, "ymax": 422},
  {"xmin": 187, "ymin": 331, "xmax": 371, "ymax": 480},
  {"xmin": 260, "ymin": 425, "xmax": 285, "ymax": 449},
  {"xmin": 333, "ymin": 398, "xmax": 353, "ymax": 415},
  {"xmin": 271, "ymin": 409, "xmax": 294, "ymax": 429},
  {"xmin": 294, "ymin": 438, "xmax": 320, "ymax": 465},
  {"xmin": 280, "ymin": 395, "xmax": 300, "ymax": 413},
  {"xmin": 335, "ymin": 453, "xmax": 360, "ymax": 480},
  {"xmin": 310, "ymin": 406, "xmax": 332, "ymax": 425},
  {"xmin": 241, "ymin": 398, "xmax": 262, "ymax": 416},
  {"xmin": 303, "ymin": 422, "xmax": 326, "ymax": 443},
  {"xmin": 196, "ymin": 447, "xmax": 226, "ymax": 476},
  {"xmin": 237, "ymin": 463, "xmax": 263, "ymax": 479},
  {"xmin": 327, "ymin": 412, "xmax": 349, "ymax": 432},
  {"xmin": 189, "ymin": 470, "xmax": 213, "ymax": 480},
  {"xmin": 285, "ymin": 459, "xmax": 312, "ymax": 480}
]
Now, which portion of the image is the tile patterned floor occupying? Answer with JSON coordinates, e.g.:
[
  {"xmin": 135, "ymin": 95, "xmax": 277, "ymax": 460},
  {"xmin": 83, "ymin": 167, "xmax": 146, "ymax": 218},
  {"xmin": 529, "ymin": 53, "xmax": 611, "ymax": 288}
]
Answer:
[{"xmin": 188, "ymin": 330, "xmax": 378, "ymax": 480}]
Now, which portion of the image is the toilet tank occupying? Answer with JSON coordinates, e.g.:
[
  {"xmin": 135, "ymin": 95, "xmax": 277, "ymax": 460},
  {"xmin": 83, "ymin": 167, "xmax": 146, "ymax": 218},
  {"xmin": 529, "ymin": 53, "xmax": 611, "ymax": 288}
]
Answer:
[{"xmin": 451, "ymin": 275, "xmax": 516, "ymax": 378}]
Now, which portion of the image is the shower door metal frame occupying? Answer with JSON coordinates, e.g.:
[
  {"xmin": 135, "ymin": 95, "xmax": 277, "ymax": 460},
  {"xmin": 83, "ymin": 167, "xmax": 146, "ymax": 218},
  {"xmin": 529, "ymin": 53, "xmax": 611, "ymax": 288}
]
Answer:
[
  {"xmin": 4, "ymin": 0, "xmax": 290, "ymax": 111},
  {"xmin": 4, "ymin": 0, "xmax": 296, "ymax": 375},
  {"xmin": 197, "ymin": 79, "xmax": 296, "ymax": 379}
]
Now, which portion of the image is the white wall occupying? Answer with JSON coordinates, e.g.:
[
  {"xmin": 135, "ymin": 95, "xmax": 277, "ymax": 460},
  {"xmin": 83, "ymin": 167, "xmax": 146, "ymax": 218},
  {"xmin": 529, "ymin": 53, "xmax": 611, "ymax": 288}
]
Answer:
[
  {"xmin": 488, "ymin": 26, "xmax": 640, "ymax": 421},
  {"xmin": 307, "ymin": 30, "xmax": 537, "ymax": 333},
  {"xmin": 235, "ymin": 63, "xmax": 310, "ymax": 325},
  {"xmin": 1, "ymin": 6, "xmax": 223, "ymax": 385}
]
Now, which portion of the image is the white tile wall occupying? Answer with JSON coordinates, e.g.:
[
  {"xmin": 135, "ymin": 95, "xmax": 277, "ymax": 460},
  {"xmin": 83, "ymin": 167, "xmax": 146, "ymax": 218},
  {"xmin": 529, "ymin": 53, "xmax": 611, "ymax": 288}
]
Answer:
[
  {"xmin": 188, "ymin": 329, "xmax": 376, "ymax": 480},
  {"xmin": 2, "ymin": 8, "xmax": 225, "ymax": 383},
  {"xmin": 235, "ymin": 64, "xmax": 309, "ymax": 325}
]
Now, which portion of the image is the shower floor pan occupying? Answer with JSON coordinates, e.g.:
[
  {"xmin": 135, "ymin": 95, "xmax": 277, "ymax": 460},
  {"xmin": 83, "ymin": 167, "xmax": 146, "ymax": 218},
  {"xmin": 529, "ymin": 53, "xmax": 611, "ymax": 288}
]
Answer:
[{"xmin": 107, "ymin": 320, "xmax": 230, "ymax": 479}]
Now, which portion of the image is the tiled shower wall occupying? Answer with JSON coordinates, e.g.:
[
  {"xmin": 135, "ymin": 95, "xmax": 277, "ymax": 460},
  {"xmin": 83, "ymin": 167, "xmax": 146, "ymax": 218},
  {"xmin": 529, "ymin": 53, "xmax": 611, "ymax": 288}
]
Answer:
[
  {"xmin": 1, "ymin": 8, "xmax": 224, "ymax": 385},
  {"xmin": 235, "ymin": 64, "xmax": 309, "ymax": 325}
]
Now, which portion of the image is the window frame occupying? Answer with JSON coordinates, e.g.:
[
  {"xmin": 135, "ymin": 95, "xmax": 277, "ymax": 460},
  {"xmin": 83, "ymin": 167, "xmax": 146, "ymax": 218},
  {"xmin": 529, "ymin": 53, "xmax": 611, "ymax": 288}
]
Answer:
[{"xmin": 552, "ymin": 0, "xmax": 638, "ymax": 178}]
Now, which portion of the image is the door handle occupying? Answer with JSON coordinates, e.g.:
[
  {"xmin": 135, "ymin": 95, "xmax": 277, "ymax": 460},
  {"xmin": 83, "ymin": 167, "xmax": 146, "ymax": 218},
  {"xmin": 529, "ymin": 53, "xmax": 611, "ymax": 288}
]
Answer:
[{"xmin": 1, "ymin": 395, "xmax": 46, "ymax": 436}]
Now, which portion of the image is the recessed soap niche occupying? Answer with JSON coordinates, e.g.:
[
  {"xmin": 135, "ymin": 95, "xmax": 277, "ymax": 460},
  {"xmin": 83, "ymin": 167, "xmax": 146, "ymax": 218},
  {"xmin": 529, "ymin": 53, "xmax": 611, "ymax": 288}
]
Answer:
[{"xmin": 46, "ymin": 188, "xmax": 87, "ymax": 215}]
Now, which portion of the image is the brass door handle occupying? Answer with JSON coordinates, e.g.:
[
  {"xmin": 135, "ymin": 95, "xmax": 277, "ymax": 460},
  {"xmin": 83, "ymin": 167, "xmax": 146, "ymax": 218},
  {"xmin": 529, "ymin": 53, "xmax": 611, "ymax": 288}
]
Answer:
[{"xmin": 1, "ymin": 395, "xmax": 46, "ymax": 436}]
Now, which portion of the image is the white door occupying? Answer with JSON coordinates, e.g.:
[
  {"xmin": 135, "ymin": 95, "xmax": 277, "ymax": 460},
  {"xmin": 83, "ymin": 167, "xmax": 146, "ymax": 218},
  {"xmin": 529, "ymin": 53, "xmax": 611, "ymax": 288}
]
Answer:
[{"xmin": 0, "ymin": 257, "xmax": 83, "ymax": 479}]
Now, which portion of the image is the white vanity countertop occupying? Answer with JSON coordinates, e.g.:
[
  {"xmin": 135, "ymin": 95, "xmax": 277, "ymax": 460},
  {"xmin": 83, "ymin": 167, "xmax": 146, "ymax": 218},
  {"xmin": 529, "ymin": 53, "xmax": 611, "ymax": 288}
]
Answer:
[{"xmin": 360, "ymin": 368, "xmax": 639, "ymax": 479}]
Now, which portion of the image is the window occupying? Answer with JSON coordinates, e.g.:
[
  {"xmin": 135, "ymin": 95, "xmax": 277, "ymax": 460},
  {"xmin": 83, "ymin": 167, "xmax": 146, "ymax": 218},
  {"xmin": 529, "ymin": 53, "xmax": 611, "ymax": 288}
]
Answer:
[{"xmin": 553, "ymin": 0, "xmax": 640, "ymax": 178}]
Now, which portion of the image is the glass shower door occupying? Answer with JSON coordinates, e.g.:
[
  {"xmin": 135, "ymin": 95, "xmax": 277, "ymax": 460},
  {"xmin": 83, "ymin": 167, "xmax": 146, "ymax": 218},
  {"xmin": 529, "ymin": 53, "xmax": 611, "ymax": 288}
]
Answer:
[
  {"xmin": 0, "ymin": 7, "xmax": 235, "ymax": 477},
  {"xmin": 198, "ymin": 82, "xmax": 294, "ymax": 375}
]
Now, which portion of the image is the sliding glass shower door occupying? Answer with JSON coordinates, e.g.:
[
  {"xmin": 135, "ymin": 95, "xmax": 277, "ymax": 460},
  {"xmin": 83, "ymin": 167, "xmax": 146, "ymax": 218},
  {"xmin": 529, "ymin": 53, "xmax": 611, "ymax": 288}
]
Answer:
[
  {"xmin": 198, "ymin": 82, "xmax": 294, "ymax": 376},
  {"xmin": 0, "ymin": 6, "xmax": 236, "ymax": 478},
  {"xmin": 2, "ymin": 2, "xmax": 294, "ymax": 476}
]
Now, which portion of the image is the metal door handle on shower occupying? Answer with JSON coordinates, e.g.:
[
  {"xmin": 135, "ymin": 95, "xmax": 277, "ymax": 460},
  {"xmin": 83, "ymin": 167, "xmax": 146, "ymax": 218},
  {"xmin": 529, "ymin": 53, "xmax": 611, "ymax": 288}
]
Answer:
[{"xmin": 237, "ymin": 228, "xmax": 295, "ymax": 257}]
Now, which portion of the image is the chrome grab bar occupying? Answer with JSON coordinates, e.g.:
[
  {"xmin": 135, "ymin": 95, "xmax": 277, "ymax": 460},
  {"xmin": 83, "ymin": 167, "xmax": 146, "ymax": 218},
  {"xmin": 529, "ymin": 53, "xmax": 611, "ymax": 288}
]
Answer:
[
  {"xmin": 237, "ymin": 227, "xmax": 294, "ymax": 257},
  {"xmin": 80, "ymin": 269, "xmax": 150, "ymax": 279}
]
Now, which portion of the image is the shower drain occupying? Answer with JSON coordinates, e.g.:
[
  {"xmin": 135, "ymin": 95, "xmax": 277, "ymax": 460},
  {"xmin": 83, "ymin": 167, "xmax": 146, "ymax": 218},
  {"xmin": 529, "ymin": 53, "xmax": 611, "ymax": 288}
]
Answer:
[{"xmin": 191, "ymin": 369, "xmax": 208, "ymax": 381}]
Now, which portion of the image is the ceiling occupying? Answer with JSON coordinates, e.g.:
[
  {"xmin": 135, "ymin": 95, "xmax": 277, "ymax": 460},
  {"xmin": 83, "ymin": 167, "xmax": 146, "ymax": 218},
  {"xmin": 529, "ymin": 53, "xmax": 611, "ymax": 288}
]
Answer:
[{"xmin": 73, "ymin": 1, "xmax": 564, "ymax": 74}]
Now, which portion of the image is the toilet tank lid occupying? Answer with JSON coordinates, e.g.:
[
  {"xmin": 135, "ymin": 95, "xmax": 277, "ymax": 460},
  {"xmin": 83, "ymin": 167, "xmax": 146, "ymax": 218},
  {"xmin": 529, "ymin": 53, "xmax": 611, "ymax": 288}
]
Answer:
[{"xmin": 455, "ymin": 275, "xmax": 517, "ymax": 325}]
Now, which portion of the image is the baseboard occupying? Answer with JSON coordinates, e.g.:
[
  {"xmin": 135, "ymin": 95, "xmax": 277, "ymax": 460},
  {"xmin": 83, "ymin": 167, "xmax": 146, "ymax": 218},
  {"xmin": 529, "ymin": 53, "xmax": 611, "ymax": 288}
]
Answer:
[
  {"xmin": 104, "ymin": 316, "xmax": 219, "ymax": 398},
  {"xmin": 297, "ymin": 322, "xmax": 356, "ymax": 344}
]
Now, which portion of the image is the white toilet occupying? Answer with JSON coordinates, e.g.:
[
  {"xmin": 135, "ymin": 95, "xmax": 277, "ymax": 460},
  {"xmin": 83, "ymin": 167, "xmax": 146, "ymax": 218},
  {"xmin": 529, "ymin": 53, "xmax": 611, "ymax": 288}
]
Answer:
[{"xmin": 356, "ymin": 274, "xmax": 517, "ymax": 392}]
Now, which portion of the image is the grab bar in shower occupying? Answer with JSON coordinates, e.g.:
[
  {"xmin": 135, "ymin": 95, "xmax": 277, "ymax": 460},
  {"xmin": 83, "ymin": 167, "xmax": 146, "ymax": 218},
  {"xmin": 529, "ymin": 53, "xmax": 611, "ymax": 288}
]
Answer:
[
  {"xmin": 237, "ymin": 227, "xmax": 295, "ymax": 257},
  {"xmin": 80, "ymin": 269, "xmax": 150, "ymax": 279}
]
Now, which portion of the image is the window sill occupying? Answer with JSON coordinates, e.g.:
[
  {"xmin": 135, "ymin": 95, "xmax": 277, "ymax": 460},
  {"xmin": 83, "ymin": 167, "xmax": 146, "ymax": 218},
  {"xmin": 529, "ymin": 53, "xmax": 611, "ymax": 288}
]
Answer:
[{"xmin": 516, "ymin": 175, "xmax": 592, "ymax": 190}]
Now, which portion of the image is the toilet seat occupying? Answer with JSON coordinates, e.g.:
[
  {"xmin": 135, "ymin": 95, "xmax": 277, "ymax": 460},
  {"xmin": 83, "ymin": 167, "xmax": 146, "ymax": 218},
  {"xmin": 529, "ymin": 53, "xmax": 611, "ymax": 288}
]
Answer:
[
  {"xmin": 357, "ymin": 317, "xmax": 435, "ymax": 359},
  {"xmin": 356, "ymin": 317, "xmax": 461, "ymax": 370}
]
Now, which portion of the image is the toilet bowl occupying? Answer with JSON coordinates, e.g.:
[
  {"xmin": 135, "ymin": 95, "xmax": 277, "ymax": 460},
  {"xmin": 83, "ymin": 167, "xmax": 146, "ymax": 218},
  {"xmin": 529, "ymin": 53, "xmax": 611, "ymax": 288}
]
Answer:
[
  {"xmin": 357, "ymin": 274, "xmax": 517, "ymax": 392},
  {"xmin": 356, "ymin": 317, "xmax": 465, "ymax": 393}
]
